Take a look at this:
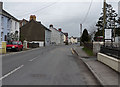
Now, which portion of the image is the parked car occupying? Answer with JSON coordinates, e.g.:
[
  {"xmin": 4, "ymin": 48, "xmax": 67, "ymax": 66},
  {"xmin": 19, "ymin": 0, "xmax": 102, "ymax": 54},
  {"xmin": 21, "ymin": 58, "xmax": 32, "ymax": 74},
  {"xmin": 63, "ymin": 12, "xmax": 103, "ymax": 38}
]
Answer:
[{"xmin": 6, "ymin": 41, "xmax": 23, "ymax": 51}]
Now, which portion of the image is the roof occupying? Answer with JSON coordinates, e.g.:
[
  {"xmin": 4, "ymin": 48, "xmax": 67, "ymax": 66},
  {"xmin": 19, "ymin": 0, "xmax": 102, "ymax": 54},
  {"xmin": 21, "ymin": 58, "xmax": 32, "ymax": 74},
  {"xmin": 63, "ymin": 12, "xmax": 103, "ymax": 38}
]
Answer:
[
  {"xmin": 52, "ymin": 27, "xmax": 64, "ymax": 34},
  {"xmin": 63, "ymin": 33, "xmax": 68, "ymax": 36},
  {"xmin": 1, "ymin": 9, "xmax": 19, "ymax": 22},
  {"xmin": 38, "ymin": 22, "xmax": 51, "ymax": 32},
  {"xmin": 69, "ymin": 36, "xmax": 78, "ymax": 39},
  {"xmin": 20, "ymin": 19, "xmax": 51, "ymax": 32},
  {"xmin": 19, "ymin": 19, "xmax": 28, "ymax": 23}
]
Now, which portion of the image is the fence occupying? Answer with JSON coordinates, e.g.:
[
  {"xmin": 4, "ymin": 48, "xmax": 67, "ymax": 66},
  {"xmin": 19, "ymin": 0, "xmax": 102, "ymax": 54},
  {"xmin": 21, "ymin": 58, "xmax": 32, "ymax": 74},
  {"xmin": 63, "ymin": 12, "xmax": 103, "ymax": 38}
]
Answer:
[{"xmin": 100, "ymin": 46, "xmax": 120, "ymax": 59}]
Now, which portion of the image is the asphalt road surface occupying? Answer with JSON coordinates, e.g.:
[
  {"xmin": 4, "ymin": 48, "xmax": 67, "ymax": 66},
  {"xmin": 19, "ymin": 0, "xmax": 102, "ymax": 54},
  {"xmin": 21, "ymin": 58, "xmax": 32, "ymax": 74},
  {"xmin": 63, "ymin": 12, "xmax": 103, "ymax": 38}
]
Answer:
[{"xmin": 2, "ymin": 45, "xmax": 99, "ymax": 85}]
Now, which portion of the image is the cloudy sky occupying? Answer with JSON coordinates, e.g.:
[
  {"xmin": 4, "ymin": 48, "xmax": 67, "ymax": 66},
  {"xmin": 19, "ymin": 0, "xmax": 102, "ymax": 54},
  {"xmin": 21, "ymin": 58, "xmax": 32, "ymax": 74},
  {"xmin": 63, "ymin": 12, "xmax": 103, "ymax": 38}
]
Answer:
[{"xmin": 1, "ymin": 0, "xmax": 120, "ymax": 37}]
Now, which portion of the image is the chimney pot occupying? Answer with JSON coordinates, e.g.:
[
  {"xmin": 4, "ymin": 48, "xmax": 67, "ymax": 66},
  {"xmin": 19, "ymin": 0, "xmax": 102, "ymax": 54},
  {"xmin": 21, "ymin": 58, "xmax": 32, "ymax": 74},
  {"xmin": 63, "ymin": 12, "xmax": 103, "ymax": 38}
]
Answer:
[
  {"xmin": 49, "ymin": 24, "xmax": 53, "ymax": 28},
  {"xmin": 30, "ymin": 15, "xmax": 36, "ymax": 21},
  {"xmin": 58, "ymin": 28, "xmax": 62, "ymax": 32}
]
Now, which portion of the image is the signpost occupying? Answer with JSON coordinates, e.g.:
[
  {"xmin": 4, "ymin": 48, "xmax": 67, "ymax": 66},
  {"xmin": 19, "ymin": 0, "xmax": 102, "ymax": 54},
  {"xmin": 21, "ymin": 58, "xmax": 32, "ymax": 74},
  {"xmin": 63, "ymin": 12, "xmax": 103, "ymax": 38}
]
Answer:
[{"xmin": 105, "ymin": 29, "xmax": 112, "ymax": 40}]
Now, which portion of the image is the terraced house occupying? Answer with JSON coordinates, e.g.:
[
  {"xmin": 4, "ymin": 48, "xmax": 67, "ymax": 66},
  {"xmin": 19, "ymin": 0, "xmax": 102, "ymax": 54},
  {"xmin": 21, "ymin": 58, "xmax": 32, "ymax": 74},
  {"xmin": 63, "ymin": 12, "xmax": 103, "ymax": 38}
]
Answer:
[
  {"xmin": 20, "ymin": 15, "xmax": 51, "ymax": 47},
  {"xmin": 49, "ymin": 25, "xmax": 64, "ymax": 45},
  {"xmin": 0, "ymin": 2, "xmax": 20, "ymax": 42}
]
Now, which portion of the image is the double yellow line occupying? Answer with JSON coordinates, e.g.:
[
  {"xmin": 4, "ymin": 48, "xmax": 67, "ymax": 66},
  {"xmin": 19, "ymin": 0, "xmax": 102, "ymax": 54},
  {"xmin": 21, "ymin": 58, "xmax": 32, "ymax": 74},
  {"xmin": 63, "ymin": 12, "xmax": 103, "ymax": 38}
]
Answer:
[
  {"xmin": 71, "ymin": 48, "xmax": 79, "ymax": 56},
  {"xmin": 71, "ymin": 48, "xmax": 75, "ymax": 54}
]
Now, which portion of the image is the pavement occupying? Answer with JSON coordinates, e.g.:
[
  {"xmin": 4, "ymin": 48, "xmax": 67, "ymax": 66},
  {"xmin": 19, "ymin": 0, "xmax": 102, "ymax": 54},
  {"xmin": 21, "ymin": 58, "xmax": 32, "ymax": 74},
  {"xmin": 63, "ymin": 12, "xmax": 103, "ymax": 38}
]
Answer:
[
  {"xmin": 2, "ymin": 45, "xmax": 99, "ymax": 85},
  {"xmin": 1, "ymin": 47, "xmax": 41, "ymax": 57},
  {"xmin": 73, "ymin": 46, "xmax": 119, "ymax": 86}
]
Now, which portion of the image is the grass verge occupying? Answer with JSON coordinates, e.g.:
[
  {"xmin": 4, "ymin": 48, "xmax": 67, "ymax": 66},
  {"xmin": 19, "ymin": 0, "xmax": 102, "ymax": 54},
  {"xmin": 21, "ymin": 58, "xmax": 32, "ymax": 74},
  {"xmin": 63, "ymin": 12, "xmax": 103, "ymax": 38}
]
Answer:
[{"xmin": 82, "ymin": 47, "xmax": 94, "ymax": 56}]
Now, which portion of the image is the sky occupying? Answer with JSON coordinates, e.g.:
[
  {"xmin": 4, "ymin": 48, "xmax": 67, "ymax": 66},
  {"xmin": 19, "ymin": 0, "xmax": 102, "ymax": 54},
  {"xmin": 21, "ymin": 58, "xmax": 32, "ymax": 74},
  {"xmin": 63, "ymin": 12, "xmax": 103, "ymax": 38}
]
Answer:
[{"xmin": 1, "ymin": 0, "xmax": 120, "ymax": 37}]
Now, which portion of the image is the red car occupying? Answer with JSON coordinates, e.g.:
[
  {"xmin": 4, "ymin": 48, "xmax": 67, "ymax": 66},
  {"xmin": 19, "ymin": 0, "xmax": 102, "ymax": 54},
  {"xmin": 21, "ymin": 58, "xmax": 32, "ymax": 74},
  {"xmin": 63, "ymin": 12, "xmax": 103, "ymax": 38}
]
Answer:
[{"xmin": 6, "ymin": 41, "xmax": 23, "ymax": 51}]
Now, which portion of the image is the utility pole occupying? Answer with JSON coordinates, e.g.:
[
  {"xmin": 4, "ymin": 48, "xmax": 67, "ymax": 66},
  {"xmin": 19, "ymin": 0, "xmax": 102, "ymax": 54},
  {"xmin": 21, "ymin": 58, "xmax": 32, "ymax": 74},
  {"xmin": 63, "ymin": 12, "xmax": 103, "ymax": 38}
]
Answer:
[
  {"xmin": 80, "ymin": 24, "xmax": 82, "ymax": 46},
  {"xmin": 80, "ymin": 24, "xmax": 82, "ymax": 37},
  {"xmin": 103, "ymin": 0, "xmax": 106, "ymax": 46}
]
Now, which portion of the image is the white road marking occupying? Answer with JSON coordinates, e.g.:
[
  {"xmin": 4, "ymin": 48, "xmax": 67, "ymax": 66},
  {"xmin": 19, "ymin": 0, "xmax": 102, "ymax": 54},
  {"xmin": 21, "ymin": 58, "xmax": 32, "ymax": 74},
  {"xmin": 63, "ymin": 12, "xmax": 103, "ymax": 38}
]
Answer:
[
  {"xmin": 29, "ymin": 57, "xmax": 38, "ymax": 62},
  {"xmin": 71, "ymin": 48, "xmax": 75, "ymax": 54},
  {"xmin": 0, "ymin": 65, "xmax": 24, "ymax": 80}
]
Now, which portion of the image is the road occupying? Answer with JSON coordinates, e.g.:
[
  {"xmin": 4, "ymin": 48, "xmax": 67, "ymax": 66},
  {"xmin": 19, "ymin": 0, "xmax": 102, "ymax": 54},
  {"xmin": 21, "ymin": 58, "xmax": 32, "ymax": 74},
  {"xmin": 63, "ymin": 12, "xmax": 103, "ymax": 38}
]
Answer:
[{"xmin": 2, "ymin": 45, "xmax": 99, "ymax": 85}]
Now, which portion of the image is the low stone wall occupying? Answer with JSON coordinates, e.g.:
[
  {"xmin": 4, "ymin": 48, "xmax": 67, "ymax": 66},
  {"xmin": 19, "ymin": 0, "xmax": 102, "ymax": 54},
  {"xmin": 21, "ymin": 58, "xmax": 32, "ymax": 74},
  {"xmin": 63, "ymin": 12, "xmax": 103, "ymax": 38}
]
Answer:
[
  {"xmin": 93, "ymin": 42, "xmax": 120, "ymax": 55},
  {"xmin": 97, "ymin": 53, "xmax": 119, "ymax": 72},
  {"xmin": 93, "ymin": 42, "xmax": 104, "ymax": 55}
]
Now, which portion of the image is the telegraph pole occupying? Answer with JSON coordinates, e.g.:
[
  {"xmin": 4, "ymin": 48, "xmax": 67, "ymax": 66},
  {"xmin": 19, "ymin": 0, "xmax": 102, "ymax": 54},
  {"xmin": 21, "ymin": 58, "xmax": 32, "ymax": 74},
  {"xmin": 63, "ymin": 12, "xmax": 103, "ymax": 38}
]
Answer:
[
  {"xmin": 103, "ymin": 0, "xmax": 106, "ymax": 46},
  {"xmin": 80, "ymin": 24, "xmax": 82, "ymax": 46}
]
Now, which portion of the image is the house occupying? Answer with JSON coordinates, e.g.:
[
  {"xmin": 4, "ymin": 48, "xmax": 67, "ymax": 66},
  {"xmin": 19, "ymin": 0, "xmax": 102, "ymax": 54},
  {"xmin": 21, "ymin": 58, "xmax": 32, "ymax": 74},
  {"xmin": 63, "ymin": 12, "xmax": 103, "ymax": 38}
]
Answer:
[
  {"xmin": 19, "ymin": 19, "xmax": 28, "ymax": 28},
  {"xmin": 49, "ymin": 25, "xmax": 64, "ymax": 45},
  {"xmin": 45, "ymin": 28, "xmax": 51, "ymax": 46},
  {"xmin": 20, "ymin": 15, "xmax": 51, "ymax": 47},
  {"xmin": 68, "ymin": 36, "xmax": 78, "ymax": 44},
  {"xmin": 58, "ymin": 28, "xmax": 64, "ymax": 44},
  {"xmin": 0, "ymin": 2, "xmax": 20, "ymax": 42},
  {"xmin": 63, "ymin": 33, "xmax": 68, "ymax": 43}
]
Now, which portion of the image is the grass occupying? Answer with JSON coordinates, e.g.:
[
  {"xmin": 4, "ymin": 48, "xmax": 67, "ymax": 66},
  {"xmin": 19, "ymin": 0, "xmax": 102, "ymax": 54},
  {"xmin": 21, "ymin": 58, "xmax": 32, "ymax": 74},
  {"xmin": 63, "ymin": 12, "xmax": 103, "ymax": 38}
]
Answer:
[{"xmin": 82, "ymin": 47, "xmax": 94, "ymax": 56}]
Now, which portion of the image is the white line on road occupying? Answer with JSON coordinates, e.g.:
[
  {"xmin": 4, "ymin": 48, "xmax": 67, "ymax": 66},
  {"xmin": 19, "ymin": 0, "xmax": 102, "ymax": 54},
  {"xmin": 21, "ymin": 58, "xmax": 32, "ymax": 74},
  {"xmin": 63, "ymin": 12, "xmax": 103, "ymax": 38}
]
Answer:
[
  {"xmin": 29, "ymin": 57, "xmax": 38, "ymax": 62},
  {"xmin": 71, "ymin": 48, "xmax": 75, "ymax": 54},
  {"xmin": 0, "ymin": 65, "xmax": 24, "ymax": 80}
]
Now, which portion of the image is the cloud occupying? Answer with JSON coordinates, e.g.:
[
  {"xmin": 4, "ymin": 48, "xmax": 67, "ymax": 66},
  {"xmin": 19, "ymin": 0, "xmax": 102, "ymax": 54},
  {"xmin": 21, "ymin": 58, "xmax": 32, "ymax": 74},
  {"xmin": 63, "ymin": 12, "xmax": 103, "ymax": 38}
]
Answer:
[{"xmin": 3, "ymin": 0, "xmax": 119, "ymax": 36}]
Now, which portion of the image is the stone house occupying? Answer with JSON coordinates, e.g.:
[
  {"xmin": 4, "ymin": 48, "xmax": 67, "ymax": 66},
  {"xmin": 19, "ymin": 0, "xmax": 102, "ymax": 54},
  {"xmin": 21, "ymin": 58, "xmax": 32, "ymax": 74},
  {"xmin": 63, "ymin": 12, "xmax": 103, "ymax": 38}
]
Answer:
[{"xmin": 20, "ymin": 16, "xmax": 51, "ymax": 46}]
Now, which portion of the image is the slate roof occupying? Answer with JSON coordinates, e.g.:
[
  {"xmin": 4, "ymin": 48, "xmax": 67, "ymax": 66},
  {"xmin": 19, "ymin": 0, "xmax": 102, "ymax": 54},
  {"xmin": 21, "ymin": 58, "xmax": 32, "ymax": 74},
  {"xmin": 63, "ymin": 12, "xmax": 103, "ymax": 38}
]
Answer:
[
  {"xmin": 20, "ymin": 19, "xmax": 51, "ymax": 32},
  {"xmin": 63, "ymin": 33, "xmax": 68, "ymax": 36},
  {"xmin": 0, "ymin": 9, "xmax": 19, "ymax": 22},
  {"xmin": 19, "ymin": 19, "xmax": 28, "ymax": 23}
]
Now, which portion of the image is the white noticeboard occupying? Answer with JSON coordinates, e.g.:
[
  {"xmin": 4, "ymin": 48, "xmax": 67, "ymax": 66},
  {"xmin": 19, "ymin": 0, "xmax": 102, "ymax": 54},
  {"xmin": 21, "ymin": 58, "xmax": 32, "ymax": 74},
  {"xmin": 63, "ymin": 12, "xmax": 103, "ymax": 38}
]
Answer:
[{"xmin": 105, "ymin": 29, "xmax": 112, "ymax": 40}]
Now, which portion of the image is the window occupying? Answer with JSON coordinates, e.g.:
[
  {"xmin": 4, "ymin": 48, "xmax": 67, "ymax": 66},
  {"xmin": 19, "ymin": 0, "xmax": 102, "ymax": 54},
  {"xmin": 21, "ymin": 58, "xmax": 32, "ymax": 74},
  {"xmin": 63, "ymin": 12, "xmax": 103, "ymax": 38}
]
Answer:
[
  {"xmin": 10, "ymin": 20, "xmax": 12, "ymax": 29},
  {"xmin": 1, "ymin": 17, "xmax": 4, "ymax": 29},
  {"xmin": 15, "ymin": 22, "xmax": 17, "ymax": 29},
  {"xmin": 1, "ymin": 32, "xmax": 3, "ymax": 41},
  {"xmin": 7, "ymin": 19, "xmax": 10, "ymax": 28},
  {"xmin": 12, "ymin": 41, "xmax": 18, "ymax": 45},
  {"xmin": 18, "ymin": 42, "xmax": 22, "ymax": 45}
]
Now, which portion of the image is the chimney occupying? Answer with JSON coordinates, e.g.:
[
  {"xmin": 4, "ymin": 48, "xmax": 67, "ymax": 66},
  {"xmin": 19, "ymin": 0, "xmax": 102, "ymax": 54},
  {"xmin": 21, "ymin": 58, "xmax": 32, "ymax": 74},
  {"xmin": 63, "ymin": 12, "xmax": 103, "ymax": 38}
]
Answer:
[
  {"xmin": 30, "ymin": 15, "xmax": 36, "ymax": 21},
  {"xmin": 58, "ymin": 28, "xmax": 62, "ymax": 32},
  {"xmin": 0, "ymin": 2, "xmax": 3, "ymax": 10},
  {"xmin": 49, "ymin": 24, "xmax": 53, "ymax": 28}
]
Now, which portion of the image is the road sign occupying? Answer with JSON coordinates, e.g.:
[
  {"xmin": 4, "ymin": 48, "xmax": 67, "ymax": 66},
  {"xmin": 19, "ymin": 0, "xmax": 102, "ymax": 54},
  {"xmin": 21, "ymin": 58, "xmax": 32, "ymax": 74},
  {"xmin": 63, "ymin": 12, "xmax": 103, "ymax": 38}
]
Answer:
[{"xmin": 105, "ymin": 29, "xmax": 112, "ymax": 42}]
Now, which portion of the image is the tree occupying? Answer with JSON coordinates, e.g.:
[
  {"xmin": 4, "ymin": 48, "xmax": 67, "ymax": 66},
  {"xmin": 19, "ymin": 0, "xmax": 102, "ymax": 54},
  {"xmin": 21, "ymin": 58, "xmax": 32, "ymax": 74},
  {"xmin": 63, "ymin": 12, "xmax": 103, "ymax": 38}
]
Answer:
[
  {"xmin": 6, "ymin": 31, "xmax": 19, "ymax": 42},
  {"xmin": 116, "ymin": 17, "xmax": 120, "ymax": 36},
  {"xmin": 95, "ymin": 3, "xmax": 118, "ymax": 41},
  {"xmin": 81, "ymin": 29, "xmax": 90, "ymax": 43},
  {"xmin": 94, "ymin": 29, "xmax": 103, "ymax": 41}
]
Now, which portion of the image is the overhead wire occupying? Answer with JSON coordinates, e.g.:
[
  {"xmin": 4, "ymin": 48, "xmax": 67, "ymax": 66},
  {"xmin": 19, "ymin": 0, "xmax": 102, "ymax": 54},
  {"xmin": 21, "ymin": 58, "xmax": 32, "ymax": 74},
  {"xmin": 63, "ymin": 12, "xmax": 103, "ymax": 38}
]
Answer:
[
  {"xmin": 17, "ymin": 2, "xmax": 59, "ymax": 18},
  {"xmin": 82, "ymin": 0, "xmax": 93, "ymax": 24}
]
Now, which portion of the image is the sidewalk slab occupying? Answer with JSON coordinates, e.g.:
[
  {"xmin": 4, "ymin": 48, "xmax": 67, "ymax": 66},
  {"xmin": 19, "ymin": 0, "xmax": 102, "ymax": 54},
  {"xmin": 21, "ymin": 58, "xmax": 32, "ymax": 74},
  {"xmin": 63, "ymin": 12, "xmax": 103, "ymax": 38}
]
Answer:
[
  {"xmin": 1, "ymin": 47, "xmax": 41, "ymax": 57},
  {"xmin": 74, "ymin": 46, "xmax": 119, "ymax": 86}
]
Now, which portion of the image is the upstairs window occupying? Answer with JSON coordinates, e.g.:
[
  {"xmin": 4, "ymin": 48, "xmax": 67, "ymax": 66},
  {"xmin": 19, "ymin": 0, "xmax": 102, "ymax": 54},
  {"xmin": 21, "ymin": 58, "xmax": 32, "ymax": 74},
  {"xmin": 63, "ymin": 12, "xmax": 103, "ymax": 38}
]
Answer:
[
  {"xmin": 1, "ymin": 32, "xmax": 3, "ymax": 41},
  {"xmin": 15, "ymin": 22, "xmax": 17, "ymax": 29},
  {"xmin": 7, "ymin": 19, "xmax": 10, "ymax": 29},
  {"xmin": 1, "ymin": 16, "xmax": 4, "ymax": 29}
]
